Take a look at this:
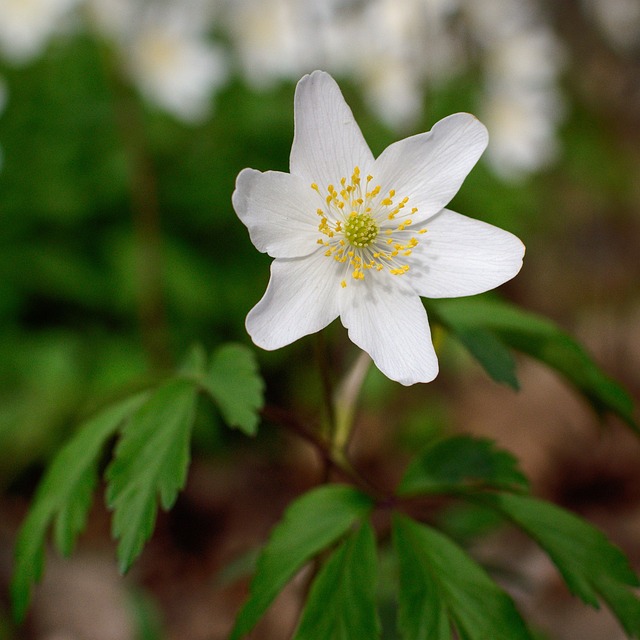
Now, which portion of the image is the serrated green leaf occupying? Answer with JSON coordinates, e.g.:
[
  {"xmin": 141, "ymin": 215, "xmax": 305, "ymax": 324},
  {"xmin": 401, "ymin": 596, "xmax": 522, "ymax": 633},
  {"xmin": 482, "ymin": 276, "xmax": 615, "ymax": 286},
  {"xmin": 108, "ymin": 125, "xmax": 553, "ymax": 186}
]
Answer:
[
  {"xmin": 430, "ymin": 297, "xmax": 637, "ymax": 430},
  {"xmin": 479, "ymin": 493, "xmax": 640, "ymax": 637},
  {"xmin": 450, "ymin": 326, "xmax": 519, "ymax": 390},
  {"xmin": 179, "ymin": 343, "xmax": 208, "ymax": 377},
  {"xmin": 397, "ymin": 435, "xmax": 529, "ymax": 496},
  {"xmin": 230, "ymin": 484, "xmax": 374, "ymax": 640},
  {"xmin": 11, "ymin": 393, "xmax": 146, "ymax": 621},
  {"xmin": 293, "ymin": 520, "xmax": 380, "ymax": 639},
  {"xmin": 393, "ymin": 514, "xmax": 533, "ymax": 640},
  {"xmin": 106, "ymin": 378, "xmax": 198, "ymax": 573},
  {"xmin": 203, "ymin": 343, "xmax": 264, "ymax": 436}
]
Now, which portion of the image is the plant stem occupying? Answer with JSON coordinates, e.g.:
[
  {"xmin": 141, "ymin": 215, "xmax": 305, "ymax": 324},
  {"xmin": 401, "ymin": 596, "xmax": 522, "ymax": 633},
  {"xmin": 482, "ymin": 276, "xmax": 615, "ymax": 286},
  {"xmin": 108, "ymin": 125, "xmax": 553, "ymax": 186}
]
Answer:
[
  {"xmin": 261, "ymin": 404, "xmax": 388, "ymax": 502},
  {"xmin": 314, "ymin": 331, "xmax": 336, "ymax": 437},
  {"xmin": 102, "ymin": 46, "xmax": 173, "ymax": 371},
  {"xmin": 333, "ymin": 351, "xmax": 372, "ymax": 454}
]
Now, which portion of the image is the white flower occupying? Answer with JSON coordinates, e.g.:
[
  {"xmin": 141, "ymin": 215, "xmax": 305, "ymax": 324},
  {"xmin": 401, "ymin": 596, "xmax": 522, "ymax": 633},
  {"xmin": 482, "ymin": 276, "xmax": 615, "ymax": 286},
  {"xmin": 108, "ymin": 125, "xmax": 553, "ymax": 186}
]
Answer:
[
  {"xmin": 233, "ymin": 71, "xmax": 524, "ymax": 385},
  {"xmin": 0, "ymin": 0, "xmax": 79, "ymax": 64},
  {"xmin": 127, "ymin": 23, "xmax": 227, "ymax": 123},
  {"xmin": 88, "ymin": 0, "xmax": 227, "ymax": 123},
  {"xmin": 482, "ymin": 85, "xmax": 563, "ymax": 181}
]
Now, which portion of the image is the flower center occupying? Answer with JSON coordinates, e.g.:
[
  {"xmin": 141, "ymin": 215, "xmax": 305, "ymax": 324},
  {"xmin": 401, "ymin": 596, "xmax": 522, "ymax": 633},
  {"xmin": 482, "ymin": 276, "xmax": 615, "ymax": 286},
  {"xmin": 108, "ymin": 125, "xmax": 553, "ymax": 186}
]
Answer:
[
  {"xmin": 311, "ymin": 166, "xmax": 426, "ymax": 288},
  {"xmin": 344, "ymin": 212, "xmax": 378, "ymax": 248}
]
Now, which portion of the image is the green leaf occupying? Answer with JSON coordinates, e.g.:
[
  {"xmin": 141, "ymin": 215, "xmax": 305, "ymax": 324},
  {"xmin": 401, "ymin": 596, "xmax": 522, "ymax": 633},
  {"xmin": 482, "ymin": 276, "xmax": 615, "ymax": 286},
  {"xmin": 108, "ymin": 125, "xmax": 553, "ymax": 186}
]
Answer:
[
  {"xmin": 450, "ymin": 326, "xmax": 519, "ymax": 390},
  {"xmin": 11, "ymin": 393, "xmax": 146, "ymax": 621},
  {"xmin": 430, "ymin": 297, "xmax": 637, "ymax": 430},
  {"xmin": 479, "ymin": 493, "xmax": 640, "ymax": 637},
  {"xmin": 106, "ymin": 378, "xmax": 198, "ymax": 573},
  {"xmin": 202, "ymin": 343, "xmax": 264, "ymax": 436},
  {"xmin": 230, "ymin": 484, "xmax": 374, "ymax": 640},
  {"xmin": 293, "ymin": 520, "xmax": 380, "ymax": 640},
  {"xmin": 397, "ymin": 435, "xmax": 529, "ymax": 496},
  {"xmin": 392, "ymin": 514, "xmax": 533, "ymax": 640},
  {"xmin": 179, "ymin": 343, "xmax": 208, "ymax": 377}
]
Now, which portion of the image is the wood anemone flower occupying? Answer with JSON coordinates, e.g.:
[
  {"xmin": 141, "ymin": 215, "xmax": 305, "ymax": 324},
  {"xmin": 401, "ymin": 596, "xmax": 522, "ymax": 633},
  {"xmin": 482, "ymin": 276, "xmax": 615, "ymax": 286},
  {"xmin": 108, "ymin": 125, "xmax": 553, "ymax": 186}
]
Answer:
[{"xmin": 233, "ymin": 70, "xmax": 525, "ymax": 385}]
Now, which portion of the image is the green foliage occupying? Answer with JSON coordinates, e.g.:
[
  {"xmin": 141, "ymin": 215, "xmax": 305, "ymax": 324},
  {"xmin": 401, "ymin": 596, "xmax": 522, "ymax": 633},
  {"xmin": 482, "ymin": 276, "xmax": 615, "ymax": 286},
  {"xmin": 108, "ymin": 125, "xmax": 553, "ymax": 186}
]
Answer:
[
  {"xmin": 106, "ymin": 379, "xmax": 198, "ymax": 573},
  {"xmin": 202, "ymin": 343, "xmax": 265, "ymax": 436},
  {"xmin": 446, "ymin": 326, "xmax": 519, "ymax": 390},
  {"xmin": 11, "ymin": 342, "xmax": 265, "ymax": 618},
  {"xmin": 101, "ymin": 343, "xmax": 264, "ymax": 574},
  {"xmin": 478, "ymin": 493, "xmax": 640, "ymax": 637},
  {"xmin": 397, "ymin": 435, "xmax": 529, "ymax": 496},
  {"xmin": 11, "ymin": 393, "xmax": 147, "ymax": 621},
  {"xmin": 293, "ymin": 521, "xmax": 380, "ymax": 640},
  {"xmin": 430, "ymin": 296, "xmax": 637, "ymax": 429},
  {"xmin": 230, "ymin": 484, "xmax": 374, "ymax": 640},
  {"xmin": 227, "ymin": 434, "xmax": 640, "ymax": 639},
  {"xmin": 393, "ymin": 514, "xmax": 533, "ymax": 640},
  {"xmin": 180, "ymin": 342, "xmax": 265, "ymax": 436},
  {"xmin": 395, "ymin": 434, "xmax": 640, "ymax": 639}
]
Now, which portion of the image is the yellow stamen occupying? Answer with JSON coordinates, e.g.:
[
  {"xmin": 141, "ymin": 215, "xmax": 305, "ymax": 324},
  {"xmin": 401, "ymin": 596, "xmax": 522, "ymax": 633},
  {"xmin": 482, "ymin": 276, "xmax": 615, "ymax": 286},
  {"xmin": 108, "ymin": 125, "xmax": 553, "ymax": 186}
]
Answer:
[{"xmin": 311, "ymin": 169, "xmax": 422, "ymax": 285}]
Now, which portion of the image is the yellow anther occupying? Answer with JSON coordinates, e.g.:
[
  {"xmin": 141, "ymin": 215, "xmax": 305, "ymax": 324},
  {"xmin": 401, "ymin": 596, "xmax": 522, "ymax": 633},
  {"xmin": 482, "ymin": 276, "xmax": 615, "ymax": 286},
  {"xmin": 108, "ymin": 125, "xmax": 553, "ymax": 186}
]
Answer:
[{"xmin": 314, "ymin": 167, "xmax": 422, "ymax": 286}]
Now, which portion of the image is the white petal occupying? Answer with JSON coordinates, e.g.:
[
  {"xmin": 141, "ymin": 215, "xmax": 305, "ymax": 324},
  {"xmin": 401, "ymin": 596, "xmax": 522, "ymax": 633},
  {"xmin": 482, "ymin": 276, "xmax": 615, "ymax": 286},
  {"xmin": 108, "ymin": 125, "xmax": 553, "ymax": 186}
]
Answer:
[
  {"xmin": 339, "ymin": 276, "xmax": 438, "ymax": 385},
  {"xmin": 407, "ymin": 209, "xmax": 525, "ymax": 298},
  {"xmin": 246, "ymin": 251, "xmax": 341, "ymax": 350},
  {"xmin": 372, "ymin": 113, "xmax": 488, "ymax": 223},
  {"xmin": 233, "ymin": 168, "xmax": 319, "ymax": 258},
  {"xmin": 290, "ymin": 71, "xmax": 375, "ymax": 190}
]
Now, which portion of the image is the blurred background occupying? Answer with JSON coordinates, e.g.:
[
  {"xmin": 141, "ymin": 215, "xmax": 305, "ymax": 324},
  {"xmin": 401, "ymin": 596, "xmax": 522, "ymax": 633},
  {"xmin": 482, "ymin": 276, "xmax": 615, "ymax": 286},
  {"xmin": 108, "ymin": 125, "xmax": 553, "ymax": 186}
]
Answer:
[{"xmin": 0, "ymin": 0, "xmax": 640, "ymax": 638}]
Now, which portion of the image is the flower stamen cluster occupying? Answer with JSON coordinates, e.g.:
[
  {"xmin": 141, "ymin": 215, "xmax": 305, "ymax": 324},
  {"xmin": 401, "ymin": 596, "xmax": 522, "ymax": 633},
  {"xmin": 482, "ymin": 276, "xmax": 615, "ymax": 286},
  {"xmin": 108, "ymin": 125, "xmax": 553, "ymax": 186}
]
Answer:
[{"xmin": 312, "ymin": 166, "xmax": 424, "ymax": 287}]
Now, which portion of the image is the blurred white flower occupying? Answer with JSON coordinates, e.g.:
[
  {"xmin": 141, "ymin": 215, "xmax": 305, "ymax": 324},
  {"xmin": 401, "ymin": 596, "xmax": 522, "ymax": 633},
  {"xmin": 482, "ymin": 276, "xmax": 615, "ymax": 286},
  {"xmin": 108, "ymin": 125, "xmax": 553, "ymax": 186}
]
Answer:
[
  {"xmin": 89, "ymin": 0, "xmax": 227, "ymax": 123},
  {"xmin": 484, "ymin": 28, "xmax": 565, "ymax": 88},
  {"xmin": 86, "ymin": 0, "xmax": 137, "ymax": 40},
  {"xmin": 482, "ymin": 87, "xmax": 563, "ymax": 180},
  {"xmin": 0, "ymin": 0, "xmax": 80, "ymax": 63},
  {"xmin": 463, "ymin": 0, "xmax": 535, "ymax": 41},
  {"xmin": 128, "ymin": 23, "xmax": 227, "ymax": 123},
  {"xmin": 222, "ymin": 0, "xmax": 313, "ymax": 89},
  {"xmin": 464, "ymin": 0, "xmax": 566, "ymax": 180},
  {"xmin": 582, "ymin": 0, "xmax": 640, "ymax": 53}
]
